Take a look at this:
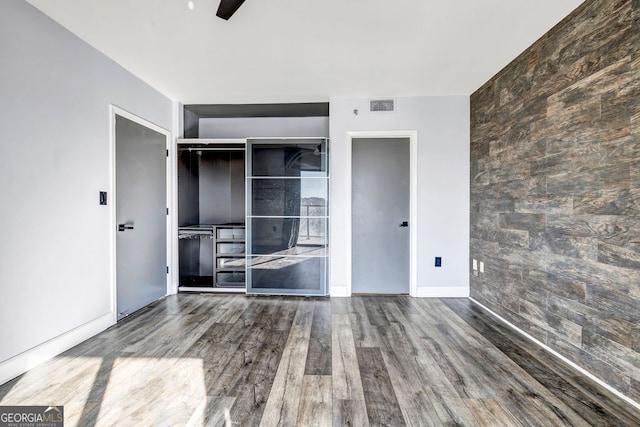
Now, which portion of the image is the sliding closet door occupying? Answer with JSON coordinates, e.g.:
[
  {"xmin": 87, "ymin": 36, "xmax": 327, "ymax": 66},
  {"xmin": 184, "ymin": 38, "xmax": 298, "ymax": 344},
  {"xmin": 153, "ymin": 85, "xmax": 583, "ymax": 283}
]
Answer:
[{"xmin": 246, "ymin": 139, "xmax": 329, "ymax": 295}]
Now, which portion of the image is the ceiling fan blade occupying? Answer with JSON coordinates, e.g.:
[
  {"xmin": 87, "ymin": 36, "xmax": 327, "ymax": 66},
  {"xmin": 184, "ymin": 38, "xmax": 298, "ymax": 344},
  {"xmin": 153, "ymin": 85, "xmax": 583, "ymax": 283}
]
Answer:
[{"xmin": 216, "ymin": 0, "xmax": 246, "ymax": 20}]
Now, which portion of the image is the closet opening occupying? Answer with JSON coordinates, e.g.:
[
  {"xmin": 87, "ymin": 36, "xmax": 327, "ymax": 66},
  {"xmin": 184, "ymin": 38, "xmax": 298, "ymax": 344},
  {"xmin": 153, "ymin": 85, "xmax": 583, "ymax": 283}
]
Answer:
[{"xmin": 177, "ymin": 140, "xmax": 246, "ymax": 292}]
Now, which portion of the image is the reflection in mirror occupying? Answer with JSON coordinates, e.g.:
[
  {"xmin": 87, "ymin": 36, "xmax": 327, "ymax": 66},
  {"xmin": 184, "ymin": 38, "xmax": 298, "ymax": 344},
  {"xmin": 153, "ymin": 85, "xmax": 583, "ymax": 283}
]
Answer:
[
  {"xmin": 249, "ymin": 257, "xmax": 325, "ymax": 290},
  {"xmin": 247, "ymin": 139, "xmax": 329, "ymax": 295},
  {"xmin": 250, "ymin": 218, "xmax": 326, "ymax": 256},
  {"xmin": 251, "ymin": 142, "xmax": 327, "ymax": 177},
  {"xmin": 250, "ymin": 178, "xmax": 328, "ymax": 217}
]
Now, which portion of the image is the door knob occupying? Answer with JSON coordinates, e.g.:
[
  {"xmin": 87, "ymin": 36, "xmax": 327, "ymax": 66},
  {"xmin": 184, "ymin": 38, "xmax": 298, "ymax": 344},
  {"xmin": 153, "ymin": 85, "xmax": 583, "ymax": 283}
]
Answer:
[
  {"xmin": 118, "ymin": 223, "xmax": 134, "ymax": 232},
  {"xmin": 399, "ymin": 221, "xmax": 409, "ymax": 227}
]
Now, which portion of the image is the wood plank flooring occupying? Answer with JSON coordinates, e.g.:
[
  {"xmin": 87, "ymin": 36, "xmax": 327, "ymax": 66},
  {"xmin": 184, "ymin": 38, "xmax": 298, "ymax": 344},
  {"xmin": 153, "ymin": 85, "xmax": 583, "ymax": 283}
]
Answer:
[{"xmin": 1, "ymin": 295, "xmax": 639, "ymax": 426}]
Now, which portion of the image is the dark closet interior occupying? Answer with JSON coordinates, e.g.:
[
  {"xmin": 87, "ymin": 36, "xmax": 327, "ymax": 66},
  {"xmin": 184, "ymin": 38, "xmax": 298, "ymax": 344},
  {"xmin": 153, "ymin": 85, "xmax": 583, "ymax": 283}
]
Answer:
[{"xmin": 178, "ymin": 142, "xmax": 246, "ymax": 289}]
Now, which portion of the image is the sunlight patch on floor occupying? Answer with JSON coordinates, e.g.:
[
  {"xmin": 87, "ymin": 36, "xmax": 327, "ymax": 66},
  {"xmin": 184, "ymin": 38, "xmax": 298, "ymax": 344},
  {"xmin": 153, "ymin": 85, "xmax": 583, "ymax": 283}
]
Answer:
[
  {"xmin": 0, "ymin": 356, "xmax": 103, "ymax": 424},
  {"xmin": 0, "ymin": 356, "xmax": 209, "ymax": 426},
  {"xmin": 94, "ymin": 357, "xmax": 206, "ymax": 426}
]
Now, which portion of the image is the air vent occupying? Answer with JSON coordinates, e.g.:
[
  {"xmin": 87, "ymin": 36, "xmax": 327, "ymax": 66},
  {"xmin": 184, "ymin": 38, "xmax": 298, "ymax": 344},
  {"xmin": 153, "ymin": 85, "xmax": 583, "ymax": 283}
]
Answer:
[{"xmin": 370, "ymin": 99, "xmax": 395, "ymax": 112}]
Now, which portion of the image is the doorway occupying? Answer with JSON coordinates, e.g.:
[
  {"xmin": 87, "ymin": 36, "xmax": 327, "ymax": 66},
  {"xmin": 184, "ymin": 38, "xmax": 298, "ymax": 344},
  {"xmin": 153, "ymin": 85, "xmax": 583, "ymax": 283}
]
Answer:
[
  {"xmin": 348, "ymin": 131, "xmax": 417, "ymax": 296},
  {"xmin": 112, "ymin": 108, "xmax": 170, "ymax": 320}
]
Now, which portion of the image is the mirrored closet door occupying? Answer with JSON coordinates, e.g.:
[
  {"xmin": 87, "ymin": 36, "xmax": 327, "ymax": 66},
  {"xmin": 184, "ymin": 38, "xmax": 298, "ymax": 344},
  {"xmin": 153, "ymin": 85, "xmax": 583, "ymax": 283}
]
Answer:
[{"xmin": 246, "ymin": 138, "xmax": 329, "ymax": 295}]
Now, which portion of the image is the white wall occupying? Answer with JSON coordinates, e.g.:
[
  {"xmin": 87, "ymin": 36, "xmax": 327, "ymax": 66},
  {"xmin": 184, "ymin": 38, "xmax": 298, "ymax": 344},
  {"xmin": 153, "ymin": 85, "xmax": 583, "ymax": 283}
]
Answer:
[
  {"xmin": 0, "ymin": 1, "xmax": 174, "ymax": 381},
  {"xmin": 199, "ymin": 116, "xmax": 329, "ymax": 138},
  {"xmin": 329, "ymin": 96, "xmax": 469, "ymax": 297}
]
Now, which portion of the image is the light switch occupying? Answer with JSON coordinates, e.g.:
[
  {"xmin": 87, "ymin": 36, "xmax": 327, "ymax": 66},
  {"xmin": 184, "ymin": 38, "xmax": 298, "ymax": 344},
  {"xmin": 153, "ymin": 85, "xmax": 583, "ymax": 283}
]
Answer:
[
  {"xmin": 472, "ymin": 259, "xmax": 478, "ymax": 270},
  {"xmin": 479, "ymin": 261, "xmax": 485, "ymax": 273}
]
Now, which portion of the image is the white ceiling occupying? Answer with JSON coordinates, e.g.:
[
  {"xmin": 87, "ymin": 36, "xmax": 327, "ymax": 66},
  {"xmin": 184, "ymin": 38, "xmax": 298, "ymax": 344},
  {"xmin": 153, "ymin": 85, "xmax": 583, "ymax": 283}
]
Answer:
[{"xmin": 26, "ymin": 0, "xmax": 584, "ymax": 104}]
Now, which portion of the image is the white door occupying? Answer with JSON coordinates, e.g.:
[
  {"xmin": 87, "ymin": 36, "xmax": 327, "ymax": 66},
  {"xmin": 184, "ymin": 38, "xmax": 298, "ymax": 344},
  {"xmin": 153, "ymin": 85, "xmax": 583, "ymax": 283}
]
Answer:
[
  {"xmin": 352, "ymin": 137, "xmax": 410, "ymax": 294},
  {"xmin": 115, "ymin": 114, "xmax": 168, "ymax": 319}
]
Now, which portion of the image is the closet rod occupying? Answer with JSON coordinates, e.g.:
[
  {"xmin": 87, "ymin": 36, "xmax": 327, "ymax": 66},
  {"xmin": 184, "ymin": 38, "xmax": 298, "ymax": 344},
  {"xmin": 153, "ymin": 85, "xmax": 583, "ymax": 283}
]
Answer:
[{"xmin": 185, "ymin": 147, "xmax": 246, "ymax": 151}]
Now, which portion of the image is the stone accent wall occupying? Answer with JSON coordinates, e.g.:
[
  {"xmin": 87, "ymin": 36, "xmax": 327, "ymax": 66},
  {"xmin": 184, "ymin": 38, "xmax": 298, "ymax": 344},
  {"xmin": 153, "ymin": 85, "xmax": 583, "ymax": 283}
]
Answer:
[{"xmin": 470, "ymin": 0, "xmax": 640, "ymax": 400}]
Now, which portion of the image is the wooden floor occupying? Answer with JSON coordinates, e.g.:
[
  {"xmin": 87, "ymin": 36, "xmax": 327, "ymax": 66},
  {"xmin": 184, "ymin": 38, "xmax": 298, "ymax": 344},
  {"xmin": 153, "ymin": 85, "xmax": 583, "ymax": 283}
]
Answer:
[{"xmin": 1, "ymin": 295, "xmax": 639, "ymax": 426}]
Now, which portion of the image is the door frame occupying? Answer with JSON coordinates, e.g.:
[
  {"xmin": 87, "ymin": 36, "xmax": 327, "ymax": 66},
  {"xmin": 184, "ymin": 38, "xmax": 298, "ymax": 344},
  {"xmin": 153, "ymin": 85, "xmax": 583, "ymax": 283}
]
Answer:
[
  {"xmin": 109, "ymin": 105, "xmax": 173, "ymax": 324},
  {"xmin": 346, "ymin": 130, "xmax": 418, "ymax": 297}
]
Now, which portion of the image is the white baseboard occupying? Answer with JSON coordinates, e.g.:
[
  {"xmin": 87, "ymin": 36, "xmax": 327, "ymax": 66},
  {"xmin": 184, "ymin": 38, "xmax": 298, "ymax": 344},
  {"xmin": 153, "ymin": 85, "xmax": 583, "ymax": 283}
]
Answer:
[
  {"xmin": 329, "ymin": 286, "xmax": 350, "ymax": 297},
  {"xmin": 415, "ymin": 286, "xmax": 469, "ymax": 298},
  {"xmin": 469, "ymin": 297, "xmax": 640, "ymax": 412},
  {"xmin": 0, "ymin": 313, "xmax": 114, "ymax": 386},
  {"xmin": 330, "ymin": 286, "xmax": 470, "ymax": 298}
]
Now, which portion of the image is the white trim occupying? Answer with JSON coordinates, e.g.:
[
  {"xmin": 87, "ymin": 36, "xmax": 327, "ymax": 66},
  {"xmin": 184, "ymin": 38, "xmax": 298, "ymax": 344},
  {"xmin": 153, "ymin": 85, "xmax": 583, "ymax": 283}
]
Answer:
[
  {"xmin": 111, "ymin": 106, "xmax": 172, "ymax": 139},
  {"xmin": 178, "ymin": 287, "xmax": 246, "ymax": 294},
  {"xmin": 169, "ymin": 101, "xmax": 181, "ymax": 294},
  {"xmin": 177, "ymin": 138, "xmax": 246, "ymax": 145},
  {"xmin": 416, "ymin": 286, "xmax": 469, "ymax": 298},
  {"xmin": 0, "ymin": 314, "xmax": 112, "ymax": 385},
  {"xmin": 345, "ymin": 130, "xmax": 418, "ymax": 297},
  {"xmin": 109, "ymin": 105, "xmax": 173, "ymax": 322},
  {"xmin": 329, "ymin": 286, "xmax": 350, "ymax": 297},
  {"xmin": 469, "ymin": 297, "xmax": 640, "ymax": 412}
]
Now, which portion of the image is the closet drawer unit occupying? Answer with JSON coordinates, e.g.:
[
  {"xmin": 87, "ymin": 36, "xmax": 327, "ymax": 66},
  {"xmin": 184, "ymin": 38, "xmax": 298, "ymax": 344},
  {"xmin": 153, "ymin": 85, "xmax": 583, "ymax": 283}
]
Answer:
[
  {"xmin": 217, "ymin": 257, "xmax": 246, "ymax": 269},
  {"xmin": 217, "ymin": 227, "xmax": 245, "ymax": 240},
  {"xmin": 217, "ymin": 242, "xmax": 245, "ymax": 254},
  {"xmin": 216, "ymin": 271, "xmax": 245, "ymax": 286}
]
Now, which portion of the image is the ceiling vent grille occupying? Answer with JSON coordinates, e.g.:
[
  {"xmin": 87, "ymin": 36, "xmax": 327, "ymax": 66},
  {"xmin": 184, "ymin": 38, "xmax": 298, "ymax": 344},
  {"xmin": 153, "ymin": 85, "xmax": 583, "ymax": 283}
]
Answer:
[{"xmin": 370, "ymin": 99, "xmax": 395, "ymax": 112}]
